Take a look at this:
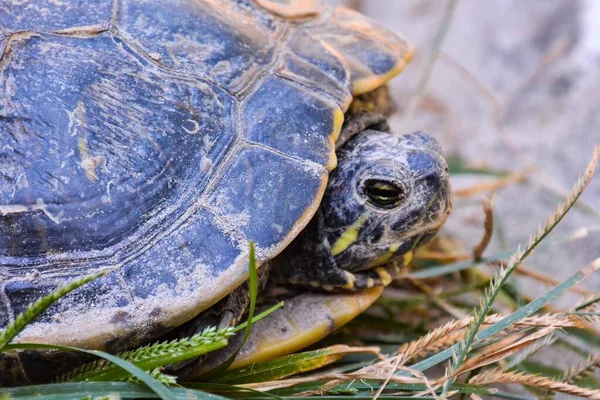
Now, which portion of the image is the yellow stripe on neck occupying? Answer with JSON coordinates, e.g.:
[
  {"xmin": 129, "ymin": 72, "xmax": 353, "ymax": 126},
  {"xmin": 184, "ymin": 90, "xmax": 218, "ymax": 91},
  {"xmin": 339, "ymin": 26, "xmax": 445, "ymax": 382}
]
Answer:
[
  {"xmin": 366, "ymin": 242, "xmax": 401, "ymax": 268},
  {"xmin": 403, "ymin": 251, "xmax": 413, "ymax": 266},
  {"xmin": 330, "ymin": 214, "xmax": 368, "ymax": 256}
]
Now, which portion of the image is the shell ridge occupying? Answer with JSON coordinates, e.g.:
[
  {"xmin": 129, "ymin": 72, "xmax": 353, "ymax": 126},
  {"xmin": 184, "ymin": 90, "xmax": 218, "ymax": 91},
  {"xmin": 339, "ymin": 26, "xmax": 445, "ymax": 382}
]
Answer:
[
  {"xmin": 198, "ymin": 22, "xmax": 292, "ymax": 201},
  {"xmin": 108, "ymin": 28, "xmax": 237, "ymax": 98},
  {"xmin": 235, "ymin": 140, "xmax": 328, "ymax": 173},
  {"xmin": 234, "ymin": 23, "xmax": 292, "ymax": 101},
  {"xmin": 110, "ymin": 0, "xmax": 120, "ymax": 28}
]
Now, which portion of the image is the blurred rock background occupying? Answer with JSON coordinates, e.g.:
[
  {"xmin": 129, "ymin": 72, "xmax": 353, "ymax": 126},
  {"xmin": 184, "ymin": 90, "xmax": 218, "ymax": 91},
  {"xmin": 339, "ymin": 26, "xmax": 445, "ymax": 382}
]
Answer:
[{"xmin": 326, "ymin": 0, "xmax": 600, "ymax": 393}]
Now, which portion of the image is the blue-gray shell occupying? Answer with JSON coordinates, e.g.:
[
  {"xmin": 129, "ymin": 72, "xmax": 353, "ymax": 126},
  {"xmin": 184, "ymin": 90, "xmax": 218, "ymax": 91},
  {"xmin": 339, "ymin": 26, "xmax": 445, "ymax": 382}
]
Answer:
[{"xmin": 0, "ymin": 0, "xmax": 412, "ymax": 350}]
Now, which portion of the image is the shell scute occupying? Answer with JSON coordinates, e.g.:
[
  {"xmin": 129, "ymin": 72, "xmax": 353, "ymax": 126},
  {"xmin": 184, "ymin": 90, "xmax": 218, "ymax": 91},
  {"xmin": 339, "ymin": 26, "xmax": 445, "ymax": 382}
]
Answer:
[
  {"xmin": 306, "ymin": 6, "xmax": 414, "ymax": 94},
  {"xmin": 206, "ymin": 146, "xmax": 327, "ymax": 250},
  {"xmin": 116, "ymin": 0, "xmax": 282, "ymax": 93},
  {"xmin": 333, "ymin": 5, "xmax": 411, "ymax": 55},
  {"xmin": 287, "ymin": 31, "xmax": 349, "ymax": 89},
  {"xmin": 3, "ymin": 271, "xmax": 132, "ymax": 332},
  {"xmin": 242, "ymin": 76, "xmax": 341, "ymax": 167},
  {"xmin": 0, "ymin": 0, "xmax": 113, "ymax": 33},
  {"xmin": 121, "ymin": 207, "xmax": 244, "ymax": 301},
  {"xmin": 278, "ymin": 31, "xmax": 352, "ymax": 108},
  {"xmin": 0, "ymin": 33, "xmax": 235, "ymax": 257},
  {"xmin": 277, "ymin": 53, "xmax": 351, "ymax": 109}
]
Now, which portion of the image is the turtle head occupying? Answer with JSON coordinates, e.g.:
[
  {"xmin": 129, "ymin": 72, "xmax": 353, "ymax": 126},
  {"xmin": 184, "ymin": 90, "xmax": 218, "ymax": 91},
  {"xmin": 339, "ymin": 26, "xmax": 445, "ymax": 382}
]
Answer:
[{"xmin": 322, "ymin": 130, "xmax": 452, "ymax": 274}]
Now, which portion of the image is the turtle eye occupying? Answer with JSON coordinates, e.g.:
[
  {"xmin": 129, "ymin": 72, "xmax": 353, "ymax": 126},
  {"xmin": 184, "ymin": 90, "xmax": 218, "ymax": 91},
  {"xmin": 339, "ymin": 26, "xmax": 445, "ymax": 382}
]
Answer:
[{"xmin": 363, "ymin": 179, "xmax": 407, "ymax": 208}]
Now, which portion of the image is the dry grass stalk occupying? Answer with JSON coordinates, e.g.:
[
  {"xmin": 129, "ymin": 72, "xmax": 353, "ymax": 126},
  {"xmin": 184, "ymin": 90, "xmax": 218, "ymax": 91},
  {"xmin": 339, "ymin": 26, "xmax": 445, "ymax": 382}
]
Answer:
[
  {"xmin": 414, "ymin": 250, "xmax": 470, "ymax": 262},
  {"xmin": 506, "ymin": 332, "xmax": 557, "ymax": 369},
  {"xmin": 397, "ymin": 317, "xmax": 469, "ymax": 365},
  {"xmin": 297, "ymin": 360, "xmax": 440, "ymax": 400},
  {"xmin": 564, "ymin": 353, "xmax": 600, "ymax": 386},
  {"xmin": 402, "ymin": 0, "xmax": 458, "ymax": 125},
  {"xmin": 441, "ymin": 38, "xmax": 569, "ymax": 160},
  {"xmin": 470, "ymin": 368, "xmax": 600, "ymax": 399},
  {"xmin": 372, "ymin": 356, "xmax": 405, "ymax": 400},
  {"xmin": 472, "ymin": 196, "xmax": 494, "ymax": 260},
  {"xmin": 506, "ymin": 314, "xmax": 587, "ymax": 329},
  {"xmin": 398, "ymin": 312, "xmax": 587, "ymax": 365},
  {"xmin": 344, "ymin": 0, "xmax": 363, "ymax": 11},
  {"xmin": 575, "ymin": 313, "xmax": 600, "ymax": 324},
  {"xmin": 242, "ymin": 364, "xmax": 429, "ymax": 392},
  {"xmin": 418, "ymin": 330, "xmax": 465, "ymax": 357},
  {"xmin": 371, "ymin": 359, "xmax": 440, "ymax": 400},
  {"xmin": 455, "ymin": 326, "xmax": 559, "ymax": 376},
  {"xmin": 465, "ymin": 331, "xmax": 528, "ymax": 363},
  {"xmin": 294, "ymin": 380, "xmax": 340, "ymax": 397}
]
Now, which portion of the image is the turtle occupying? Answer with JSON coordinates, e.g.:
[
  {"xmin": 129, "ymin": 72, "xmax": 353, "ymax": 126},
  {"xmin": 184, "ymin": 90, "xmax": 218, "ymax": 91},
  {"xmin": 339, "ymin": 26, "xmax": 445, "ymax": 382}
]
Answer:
[{"xmin": 0, "ymin": 0, "xmax": 452, "ymax": 386}]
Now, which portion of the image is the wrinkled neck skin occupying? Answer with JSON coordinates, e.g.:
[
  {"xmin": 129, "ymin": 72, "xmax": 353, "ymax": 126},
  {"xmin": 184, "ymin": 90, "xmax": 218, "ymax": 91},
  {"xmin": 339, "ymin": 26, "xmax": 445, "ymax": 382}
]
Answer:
[{"xmin": 270, "ymin": 88, "xmax": 452, "ymax": 290}]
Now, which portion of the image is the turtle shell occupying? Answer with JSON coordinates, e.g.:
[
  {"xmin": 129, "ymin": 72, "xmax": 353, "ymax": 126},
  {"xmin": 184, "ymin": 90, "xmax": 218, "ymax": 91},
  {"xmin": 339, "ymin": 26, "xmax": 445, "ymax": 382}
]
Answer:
[{"xmin": 0, "ymin": 0, "xmax": 412, "ymax": 354}]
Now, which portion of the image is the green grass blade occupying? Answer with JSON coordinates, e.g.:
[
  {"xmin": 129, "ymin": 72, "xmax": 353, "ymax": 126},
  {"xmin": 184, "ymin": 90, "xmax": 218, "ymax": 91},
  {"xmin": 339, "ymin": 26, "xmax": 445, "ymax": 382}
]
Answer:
[
  {"xmin": 241, "ymin": 241, "xmax": 259, "ymax": 345},
  {"xmin": 185, "ymin": 382, "xmax": 285, "ymax": 399},
  {"xmin": 0, "ymin": 273, "xmax": 104, "ymax": 350},
  {"xmin": 61, "ymin": 328, "xmax": 232, "ymax": 382},
  {"xmin": 233, "ymin": 301, "xmax": 284, "ymax": 333},
  {"xmin": 351, "ymin": 382, "xmax": 495, "ymax": 395},
  {"xmin": 0, "ymin": 382, "xmax": 228, "ymax": 400},
  {"xmin": 489, "ymin": 392, "xmax": 537, "ymax": 400},
  {"xmin": 263, "ymin": 381, "xmax": 496, "ymax": 398},
  {"xmin": 198, "ymin": 241, "xmax": 260, "ymax": 378},
  {"xmin": 575, "ymin": 294, "xmax": 600, "ymax": 311},
  {"xmin": 406, "ymin": 257, "xmax": 600, "ymax": 374},
  {"xmin": 4, "ymin": 343, "xmax": 178, "ymax": 400},
  {"xmin": 217, "ymin": 345, "xmax": 377, "ymax": 384},
  {"xmin": 59, "ymin": 303, "xmax": 284, "ymax": 384},
  {"xmin": 446, "ymin": 157, "xmax": 510, "ymax": 176}
]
